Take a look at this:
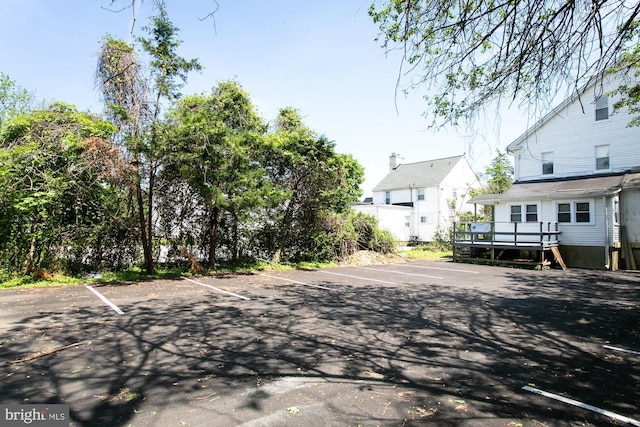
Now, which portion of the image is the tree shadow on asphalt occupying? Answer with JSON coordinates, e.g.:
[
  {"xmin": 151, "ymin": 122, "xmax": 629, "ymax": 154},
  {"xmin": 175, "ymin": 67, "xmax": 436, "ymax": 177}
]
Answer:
[{"xmin": 1, "ymin": 268, "xmax": 639, "ymax": 426}]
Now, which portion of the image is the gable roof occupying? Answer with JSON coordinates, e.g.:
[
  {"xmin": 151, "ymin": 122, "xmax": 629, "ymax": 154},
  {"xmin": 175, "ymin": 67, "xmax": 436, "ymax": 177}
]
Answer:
[
  {"xmin": 372, "ymin": 155, "xmax": 466, "ymax": 192},
  {"xmin": 469, "ymin": 174, "xmax": 632, "ymax": 205}
]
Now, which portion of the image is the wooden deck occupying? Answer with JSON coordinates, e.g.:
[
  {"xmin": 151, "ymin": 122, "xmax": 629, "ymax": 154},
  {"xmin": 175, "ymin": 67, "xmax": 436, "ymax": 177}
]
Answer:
[{"xmin": 452, "ymin": 222, "xmax": 565, "ymax": 268}]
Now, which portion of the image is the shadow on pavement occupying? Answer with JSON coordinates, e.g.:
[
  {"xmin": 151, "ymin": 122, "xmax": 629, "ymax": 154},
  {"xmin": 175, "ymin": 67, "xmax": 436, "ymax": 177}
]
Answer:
[{"xmin": 0, "ymin": 268, "xmax": 639, "ymax": 426}]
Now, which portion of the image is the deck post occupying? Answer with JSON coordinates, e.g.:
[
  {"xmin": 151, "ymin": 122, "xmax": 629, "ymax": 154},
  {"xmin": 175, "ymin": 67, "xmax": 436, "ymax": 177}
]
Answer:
[{"xmin": 540, "ymin": 222, "xmax": 543, "ymax": 245}]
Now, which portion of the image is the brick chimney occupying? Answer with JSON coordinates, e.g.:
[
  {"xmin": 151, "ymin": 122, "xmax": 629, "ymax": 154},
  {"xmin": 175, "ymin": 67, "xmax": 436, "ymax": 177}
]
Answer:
[{"xmin": 389, "ymin": 153, "xmax": 404, "ymax": 171}]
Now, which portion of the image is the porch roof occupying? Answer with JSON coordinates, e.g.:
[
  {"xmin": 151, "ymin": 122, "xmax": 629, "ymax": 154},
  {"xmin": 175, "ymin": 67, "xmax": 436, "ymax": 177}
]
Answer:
[{"xmin": 468, "ymin": 174, "xmax": 639, "ymax": 205}]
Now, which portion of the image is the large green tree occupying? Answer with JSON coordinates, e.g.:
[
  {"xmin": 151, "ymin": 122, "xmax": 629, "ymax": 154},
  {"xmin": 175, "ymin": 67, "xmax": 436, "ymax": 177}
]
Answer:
[
  {"xmin": 477, "ymin": 150, "xmax": 514, "ymax": 195},
  {"xmin": 96, "ymin": 0, "xmax": 201, "ymax": 274},
  {"xmin": 162, "ymin": 80, "xmax": 268, "ymax": 267},
  {"xmin": 0, "ymin": 103, "xmax": 124, "ymax": 274},
  {"xmin": 369, "ymin": 0, "xmax": 640, "ymax": 126},
  {"xmin": 263, "ymin": 108, "xmax": 364, "ymax": 264}
]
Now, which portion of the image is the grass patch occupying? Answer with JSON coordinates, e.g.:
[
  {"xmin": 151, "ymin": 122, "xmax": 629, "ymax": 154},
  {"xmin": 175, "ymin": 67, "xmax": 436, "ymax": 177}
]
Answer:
[
  {"xmin": 0, "ymin": 273, "xmax": 84, "ymax": 290},
  {"xmin": 0, "ymin": 258, "xmax": 341, "ymax": 290},
  {"xmin": 400, "ymin": 246, "xmax": 452, "ymax": 260}
]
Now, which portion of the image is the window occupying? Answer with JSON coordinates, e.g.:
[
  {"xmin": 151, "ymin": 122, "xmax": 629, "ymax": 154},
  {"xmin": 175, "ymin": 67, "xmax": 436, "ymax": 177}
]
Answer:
[
  {"xmin": 595, "ymin": 144, "xmax": 610, "ymax": 170},
  {"xmin": 452, "ymin": 189, "xmax": 458, "ymax": 199},
  {"xmin": 420, "ymin": 216, "xmax": 427, "ymax": 223},
  {"xmin": 557, "ymin": 203, "xmax": 571, "ymax": 223},
  {"xmin": 542, "ymin": 152, "xmax": 554, "ymax": 175},
  {"xmin": 404, "ymin": 216, "xmax": 410, "ymax": 228},
  {"xmin": 576, "ymin": 202, "xmax": 591, "ymax": 223},
  {"xmin": 417, "ymin": 189, "xmax": 425, "ymax": 201},
  {"xmin": 385, "ymin": 191, "xmax": 390, "ymax": 205},
  {"xmin": 595, "ymin": 95, "xmax": 609, "ymax": 121},
  {"xmin": 510, "ymin": 205, "xmax": 522, "ymax": 222},
  {"xmin": 556, "ymin": 201, "xmax": 593, "ymax": 224},
  {"xmin": 511, "ymin": 204, "xmax": 538, "ymax": 222}
]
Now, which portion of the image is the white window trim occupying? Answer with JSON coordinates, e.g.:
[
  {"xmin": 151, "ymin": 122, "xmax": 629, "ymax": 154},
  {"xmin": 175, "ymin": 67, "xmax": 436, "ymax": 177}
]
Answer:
[
  {"xmin": 555, "ymin": 200, "xmax": 595, "ymax": 225},
  {"xmin": 594, "ymin": 144, "xmax": 611, "ymax": 172},
  {"xmin": 595, "ymin": 95, "xmax": 610, "ymax": 122},
  {"xmin": 509, "ymin": 203, "xmax": 540, "ymax": 223},
  {"xmin": 541, "ymin": 151, "xmax": 554, "ymax": 176}
]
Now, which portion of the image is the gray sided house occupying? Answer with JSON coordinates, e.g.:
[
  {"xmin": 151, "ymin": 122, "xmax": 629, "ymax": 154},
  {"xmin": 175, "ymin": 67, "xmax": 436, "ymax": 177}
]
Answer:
[
  {"xmin": 461, "ymin": 71, "xmax": 640, "ymax": 270},
  {"xmin": 355, "ymin": 154, "xmax": 479, "ymax": 243}
]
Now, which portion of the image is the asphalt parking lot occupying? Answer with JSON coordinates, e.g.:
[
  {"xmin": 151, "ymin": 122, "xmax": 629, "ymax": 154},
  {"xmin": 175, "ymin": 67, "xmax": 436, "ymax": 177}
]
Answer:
[{"xmin": 1, "ymin": 260, "xmax": 639, "ymax": 426}]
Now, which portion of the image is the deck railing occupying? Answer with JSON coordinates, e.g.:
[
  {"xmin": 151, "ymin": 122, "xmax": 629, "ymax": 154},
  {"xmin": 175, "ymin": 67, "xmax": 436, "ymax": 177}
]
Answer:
[{"xmin": 453, "ymin": 221, "xmax": 560, "ymax": 248}]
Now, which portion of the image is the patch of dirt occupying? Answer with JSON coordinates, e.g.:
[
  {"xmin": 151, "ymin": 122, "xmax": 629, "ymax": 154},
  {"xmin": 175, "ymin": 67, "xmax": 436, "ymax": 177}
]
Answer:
[{"xmin": 339, "ymin": 250, "xmax": 406, "ymax": 266}]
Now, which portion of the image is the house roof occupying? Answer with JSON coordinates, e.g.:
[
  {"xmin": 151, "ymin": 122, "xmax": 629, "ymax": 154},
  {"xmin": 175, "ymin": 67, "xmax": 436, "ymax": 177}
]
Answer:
[
  {"xmin": 372, "ymin": 155, "xmax": 466, "ymax": 192},
  {"xmin": 468, "ymin": 173, "xmax": 639, "ymax": 205}
]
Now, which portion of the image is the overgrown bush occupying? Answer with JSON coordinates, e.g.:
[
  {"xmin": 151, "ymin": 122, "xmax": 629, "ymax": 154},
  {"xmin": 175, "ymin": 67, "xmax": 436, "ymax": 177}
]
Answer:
[
  {"xmin": 351, "ymin": 211, "xmax": 396, "ymax": 254},
  {"xmin": 309, "ymin": 211, "xmax": 396, "ymax": 262}
]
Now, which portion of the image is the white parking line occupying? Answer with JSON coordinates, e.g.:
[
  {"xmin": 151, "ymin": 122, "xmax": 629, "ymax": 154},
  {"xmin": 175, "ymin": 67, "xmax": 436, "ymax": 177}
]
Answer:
[
  {"xmin": 604, "ymin": 345, "xmax": 640, "ymax": 356},
  {"xmin": 317, "ymin": 270, "xmax": 397, "ymax": 284},
  {"xmin": 522, "ymin": 385, "xmax": 640, "ymax": 426},
  {"xmin": 402, "ymin": 264, "xmax": 479, "ymax": 274},
  {"xmin": 355, "ymin": 266, "xmax": 443, "ymax": 280},
  {"xmin": 85, "ymin": 285, "xmax": 125, "ymax": 315},
  {"xmin": 259, "ymin": 274, "xmax": 335, "ymax": 291},
  {"xmin": 181, "ymin": 276, "xmax": 250, "ymax": 300}
]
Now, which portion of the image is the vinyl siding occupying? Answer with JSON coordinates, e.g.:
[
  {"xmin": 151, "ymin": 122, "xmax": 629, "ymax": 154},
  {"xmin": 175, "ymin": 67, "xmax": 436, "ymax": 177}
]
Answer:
[
  {"xmin": 495, "ymin": 198, "xmax": 609, "ymax": 246},
  {"xmin": 512, "ymin": 74, "xmax": 640, "ymax": 182}
]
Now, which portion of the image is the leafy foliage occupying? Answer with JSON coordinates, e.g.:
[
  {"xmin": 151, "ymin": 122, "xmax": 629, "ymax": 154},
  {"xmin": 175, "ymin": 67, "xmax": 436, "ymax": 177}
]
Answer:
[
  {"xmin": 262, "ymin": 108, "xmax": 364, "ymax": 264},
  {"xmin": 161, "ymin": 80, "xmax": 268, "ymax": 267},
  {"xmin": 96, "ymin": 1, "xmax": 201, "ymax": 274},
  {"xmin": 0, "ymin": 103, "xmax": 133, "ymax": 274},
  {"xmin": 369, "ymin": 0, "xmax": 640, "ymax": 126},
  {"xmin": 0, "ymin": 73, "xmax": 35, "ymax": 127},
  {"xmin": 610, "ymin": 40, "xmax": 640, "ymax": 127},
  {"xmin": 1, "ymin": 6, "xmax": 385, "ymax": 281},
  {"xmin": 474, "ymin": 150, "xmax": 514, "ymax": 196}
]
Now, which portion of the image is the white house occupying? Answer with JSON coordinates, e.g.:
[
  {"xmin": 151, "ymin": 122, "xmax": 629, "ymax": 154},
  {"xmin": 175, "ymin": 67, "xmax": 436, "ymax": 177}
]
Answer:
[
  {"xmin": 467, "ymin": 71, "xmax": 640, "ymax": 269},
  {"xmin": 355, "ymin": 154, "xmax": 479, "ymax": 242}
]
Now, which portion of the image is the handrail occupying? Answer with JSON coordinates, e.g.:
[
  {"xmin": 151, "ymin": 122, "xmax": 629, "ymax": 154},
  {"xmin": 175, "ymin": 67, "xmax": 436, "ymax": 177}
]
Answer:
[{"xmin": 452, "ymin": 221, "xmax": 560, "ymax": 246}]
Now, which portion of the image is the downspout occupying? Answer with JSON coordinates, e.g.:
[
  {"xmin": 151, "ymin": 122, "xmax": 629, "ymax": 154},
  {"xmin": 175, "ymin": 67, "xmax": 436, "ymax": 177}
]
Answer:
[
  {"xmin": 603, "ymin": 195, "xmax": 610, "ymax": 270},
  {"xmin": 437, "ymin": 187, "xmax": 441, "ymax": 237}
]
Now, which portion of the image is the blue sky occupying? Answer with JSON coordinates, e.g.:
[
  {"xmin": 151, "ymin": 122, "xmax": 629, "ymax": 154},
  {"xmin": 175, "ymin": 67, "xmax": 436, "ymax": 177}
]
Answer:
[{"xmin": 0, "ymin": 0, "xmax": 530, "ymax": 196}]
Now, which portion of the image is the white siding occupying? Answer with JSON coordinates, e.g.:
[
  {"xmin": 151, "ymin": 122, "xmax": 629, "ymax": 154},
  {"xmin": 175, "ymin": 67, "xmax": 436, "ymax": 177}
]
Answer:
[
  {"xmin": 512, "ymin": 74, "xmax": 640, "ymax": 182},
  {"xmin": 494, "ymin": 197, "xmax": 611, "ymax": 246},
  {"xmin": 369, "ymin": 157, "xmax": 480, "ymax": 242},
  {"xmin": 352, "ymin": 204, "xmax": 412, "ymax": 241},
  {"xmin": 372, "ymin": 188, "xmax": 412, "ymax": 205}
]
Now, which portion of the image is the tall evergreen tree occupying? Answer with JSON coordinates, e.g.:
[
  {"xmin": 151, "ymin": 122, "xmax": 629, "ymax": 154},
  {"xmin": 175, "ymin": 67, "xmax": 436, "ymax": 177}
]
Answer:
[{"xmin": 96, "ymin": 0, "xmax": 200, "ymax": 274}]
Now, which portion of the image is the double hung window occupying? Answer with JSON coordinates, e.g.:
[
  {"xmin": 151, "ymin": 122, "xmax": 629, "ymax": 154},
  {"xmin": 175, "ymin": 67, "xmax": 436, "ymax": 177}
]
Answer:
[
  {"xmin": 595, "ymin": 145, "xmax": 610, "ymax": 170},
  {"xmin": 595, "ymin": 96, "xmax": 609, "ymax": 121},
  {"xmin": 510, "ymin": 204, "xmax": 538, "ymax": 222},
  {"xmin": 556, "ymin": 201, "xmax": 593, "ymax": 224}
]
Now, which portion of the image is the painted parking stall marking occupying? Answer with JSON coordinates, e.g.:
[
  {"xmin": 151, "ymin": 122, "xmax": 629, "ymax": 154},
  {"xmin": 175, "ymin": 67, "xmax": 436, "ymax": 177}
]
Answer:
[
  {"xmin": 317, "ymin": 270, "xmax": 397, "ymax": 285},
  {"xmin": 522, "ymin": 385, "xmax": 640, "ymax": 426},
  {"xmin": 259, "ymin": 274, "xmax": 335, "ymax": 291},
  {"xmin": 604, "ymin": 345, "xmax": 640, "ymax": 356},
  {"xmin": 181, "ymin": 276, "xmax": 250, "ymax": 300},
  {"xmin": 355, "ymin": 266, "xmax": 443, "ymax": 280},
  {"xmin": 402, "ymin": 264, "xmax": 480, "ymax": 274},
  {"xmin": 85, "ymin": 285, "xmax": 125, "ymax": 315}
]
